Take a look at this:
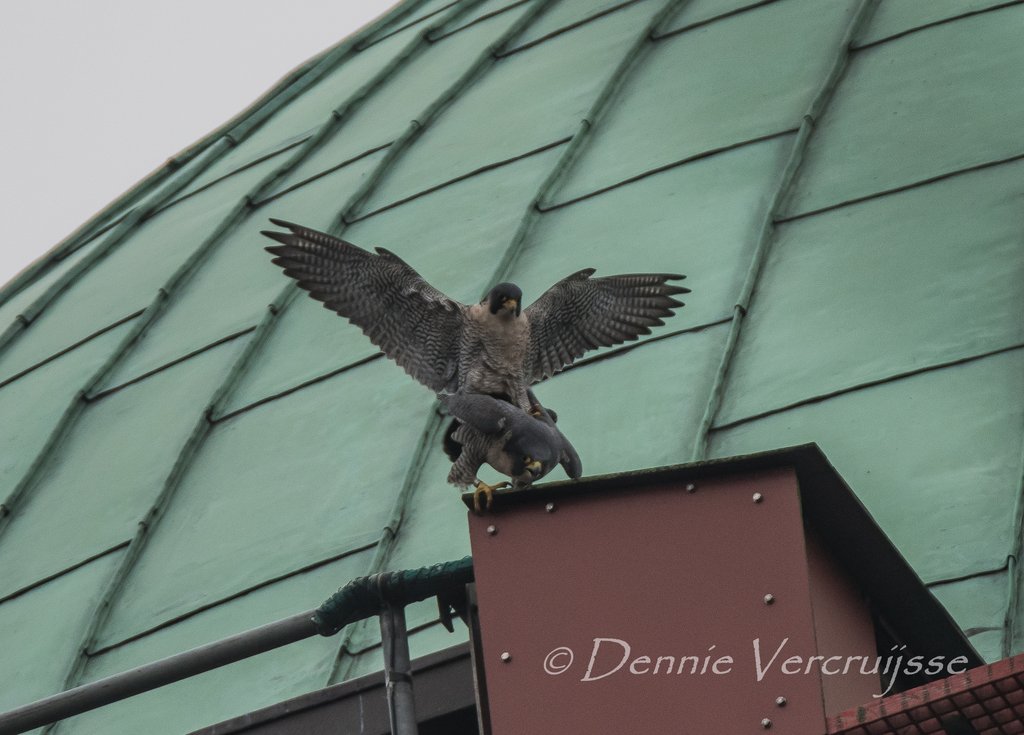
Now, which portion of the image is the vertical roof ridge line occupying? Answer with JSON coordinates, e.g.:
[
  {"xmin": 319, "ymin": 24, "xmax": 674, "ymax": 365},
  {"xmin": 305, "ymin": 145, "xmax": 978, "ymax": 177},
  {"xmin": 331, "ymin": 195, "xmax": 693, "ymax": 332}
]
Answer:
[
  {"xmin": 485, "ymin": 0, "xmax": 689, "ymax": 294},
  {"xmin": 689, "ymin": 0, "xmax": 881, "ymax": 462}
]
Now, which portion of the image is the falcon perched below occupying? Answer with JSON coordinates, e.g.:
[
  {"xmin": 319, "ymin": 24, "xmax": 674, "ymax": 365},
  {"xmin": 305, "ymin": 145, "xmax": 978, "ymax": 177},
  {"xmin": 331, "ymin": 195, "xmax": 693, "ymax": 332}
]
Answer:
[
  {"xmin": 262, "ymin": 219, "xmax": 690, "ymax": 412},
  {"xmin": 441, "ymin": 391, "xmax": 582, "ymax": 511}
]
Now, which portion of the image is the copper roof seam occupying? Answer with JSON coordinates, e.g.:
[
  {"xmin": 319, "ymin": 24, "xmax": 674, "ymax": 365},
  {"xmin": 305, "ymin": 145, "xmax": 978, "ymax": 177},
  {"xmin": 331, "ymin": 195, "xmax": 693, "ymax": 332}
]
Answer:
[
  {"xmin": 324, "ymin": 410, "xmax": 447, "ymax": 685},
  {"xmin": 496, "ymin": 0, "xmax": 650, "ymax": 58},
  {"xmin": 539, "ymin": 127, "xmax": 798, "ymax": 212},
  {"xmin": 691, "ymin": 0, "xmax": 881, "ymax": 462},
  {"xmin": 0, "ymin": 310, "xmax": 144, "ymax": 392},
  {"xmin": 429, "ymin": 0, "xmax": 533, "ymax": 42},
  {"xmin": 212, "ymin": 352, "xmax": 385, "ymax": 423},
  {"xmin": 86, "ymin": 537, "xmax": 381, "ymax": 659},
  {"xmin": 651, "ymin": 0, "xmax": 782, "ymax": 40},
  {"xmin": 0, "ymin": 541, "xmax": 130, "ymax": 607},
  {"xmin": 851, "ymin": 0, "xmax": 1024, "ymax": 51},
  {"xmin": 254, "ymin": 142, "xmax": 395, "ymax": 208},
  {"xmin": 349, "ymin": 136, "xmax": 572, "ymax": 223},
  {"xmin": 155, "ymin": 137, "xmax": 312, "ymax": 215},
  {"xmin": 487, "ymin": 0, "xmax": 690, "ymax": 289},
  {"xmin": 708, "ymin": 340, "xmax": 1024, "ymax": 435},
  {"xmin": 775, "ymin": 149, "xmax": 1024, "ymax": 225},
  {"xmin": 927, "ymin": 562, "xmax": 1011, "ymax": 589},
  {"xmin": 87, "ymin": 326, "xmax": 258, "ymax": 402},
  {"xmin": 555, "ymin": 316, "xmax": 734, "ymax": 375}
]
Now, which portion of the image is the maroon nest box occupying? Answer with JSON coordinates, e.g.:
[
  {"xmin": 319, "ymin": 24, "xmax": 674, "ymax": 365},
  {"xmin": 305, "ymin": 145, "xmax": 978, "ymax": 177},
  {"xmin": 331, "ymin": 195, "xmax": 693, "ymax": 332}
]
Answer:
[{"xmin": 464, "ymin": 444, "xmax": 979, "ymax": 734}]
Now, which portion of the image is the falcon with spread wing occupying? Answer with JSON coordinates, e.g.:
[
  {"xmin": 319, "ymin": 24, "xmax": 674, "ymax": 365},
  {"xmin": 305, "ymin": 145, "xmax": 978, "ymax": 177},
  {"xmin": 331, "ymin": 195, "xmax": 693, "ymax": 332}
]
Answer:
[{"xmin": 263, "ymin": 219, "xmax": 690, "ymax": 411}]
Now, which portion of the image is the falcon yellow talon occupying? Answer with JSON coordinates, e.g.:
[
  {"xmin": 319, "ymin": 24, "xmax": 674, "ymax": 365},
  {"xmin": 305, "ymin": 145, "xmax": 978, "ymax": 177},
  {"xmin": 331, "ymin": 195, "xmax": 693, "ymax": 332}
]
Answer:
[{"xmin": 473, "ymin": 480, "xmax": 511, "ymax": 513}]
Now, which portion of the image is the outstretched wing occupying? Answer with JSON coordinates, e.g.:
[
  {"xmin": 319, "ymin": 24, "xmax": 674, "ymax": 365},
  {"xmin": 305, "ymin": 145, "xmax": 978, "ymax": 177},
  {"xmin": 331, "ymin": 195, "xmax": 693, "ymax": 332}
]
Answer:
[
  {"xmin": 263, "ymin": 219, "xmax": 466, "ymax": 393},
  {"xmin": 524, "ymin": 269, "xmax": 689, "ymax": 382}
]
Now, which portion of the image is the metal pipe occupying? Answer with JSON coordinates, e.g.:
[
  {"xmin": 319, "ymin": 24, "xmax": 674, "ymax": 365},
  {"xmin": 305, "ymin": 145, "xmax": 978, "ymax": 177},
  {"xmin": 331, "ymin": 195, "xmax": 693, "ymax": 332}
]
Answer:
[
  {"xmin": 0, "ymin": 556, "xmax": 473, "ymax": 735},
  {"xmin": 379, "ymin": 605, "xmax": 418, "ymax": 735},
  {"xmin": 0, "ymin": 611, "xmax": 317, "ymax": 735}
]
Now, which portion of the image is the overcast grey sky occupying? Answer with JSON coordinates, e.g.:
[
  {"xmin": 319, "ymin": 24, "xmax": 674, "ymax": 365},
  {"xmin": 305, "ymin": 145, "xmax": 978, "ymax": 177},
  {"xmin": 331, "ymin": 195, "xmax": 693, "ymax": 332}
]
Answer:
[{"xmin": 0, "ymin": 0, "xmax": 397, "ymax": 290}]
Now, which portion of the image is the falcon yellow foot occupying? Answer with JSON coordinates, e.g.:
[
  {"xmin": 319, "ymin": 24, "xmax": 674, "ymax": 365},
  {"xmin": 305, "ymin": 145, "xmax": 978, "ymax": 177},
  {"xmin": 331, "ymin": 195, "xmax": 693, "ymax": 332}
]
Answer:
[{"xmin": 473, "ymin": 480, "xmax": 511, "ymax": 513}]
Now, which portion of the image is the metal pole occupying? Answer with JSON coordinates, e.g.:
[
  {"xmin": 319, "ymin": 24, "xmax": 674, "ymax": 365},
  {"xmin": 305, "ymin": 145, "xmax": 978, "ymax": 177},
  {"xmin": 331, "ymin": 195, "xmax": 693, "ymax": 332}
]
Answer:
[
  {"xmin": 0, "ymin": 611, "xmax": 317, "ymax": 735},
  {"xmin": 379, "ymin": 605, "xmax": 418, "ymax": 735}
]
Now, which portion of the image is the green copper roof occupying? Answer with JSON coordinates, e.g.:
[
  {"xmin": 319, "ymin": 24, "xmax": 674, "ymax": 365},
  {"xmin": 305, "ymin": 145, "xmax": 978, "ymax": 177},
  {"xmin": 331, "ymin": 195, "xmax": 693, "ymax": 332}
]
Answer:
[{"xmin": 1, "ymin": 0, "xmax": 1022, "ymax": 731}]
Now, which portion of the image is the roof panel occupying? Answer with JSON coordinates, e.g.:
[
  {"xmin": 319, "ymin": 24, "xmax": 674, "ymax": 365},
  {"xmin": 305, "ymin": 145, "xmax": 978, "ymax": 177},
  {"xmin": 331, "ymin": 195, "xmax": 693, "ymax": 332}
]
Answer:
[
  {"xmin": 96, "ymin": 360, "xmax": 434, "ymax": 647},
  {"xmin": 0, "ymin": 155, "xmax": 282, "ymax": 386},
  {"xmin": 223, "ymin": 145, "xmax": 562, "ymax": 415},
  {"xmin": 99, "ymin": 148, "xmax": 389, "ymax": 392},
  {"xmin": 0, "ymin": 337, "xmax": 245, "ymax": 599},
  {"xmin": 270, "ymin": 2, "xmax": 533, "ymax": 196},
  {"xmin": 711, "ymin": 349, "xmax": 1024, "ymax": 582},
  {"xmin": 362, "ymin": 0, "xmax": 661, "ymax": 212},
  {"xmin": 783, "ymin": 5, "xmax": 1024, "ymax": 216},
  {"xmin": 858, "ymin": 0, "xmax": 1012, "ymax": 45},
  {"xmin": 550, "ymin": 0, "xmax": 859, "ymax": 204},
  {"xmin": 62, "ymin": 549, "xmax": 374, "ymax": 735},
  {"xmin": 0, "ymin": 318, "xmax": 135, "ymax": 501},
  {"xmin": 719, "ymin": 159, "xmax": 1024, "ymax": 426},
  {"xmin": 930, "ymin": 572, "xmax": 1008, "ymax": 662},
  {"xmin": 519, "ymin": 134, "xmax": 793, "ymax": 330},
  {"xmin": 0, "ymin": 550, "xmax": 123, "ymax": 714}
]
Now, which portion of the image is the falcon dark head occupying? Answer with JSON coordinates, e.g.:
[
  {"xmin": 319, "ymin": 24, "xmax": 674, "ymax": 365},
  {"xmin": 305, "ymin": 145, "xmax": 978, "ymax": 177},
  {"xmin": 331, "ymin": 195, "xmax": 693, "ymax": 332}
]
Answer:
[{"xmin": 487, "ymin": 283, "xmax": 522, "ymax": 317}]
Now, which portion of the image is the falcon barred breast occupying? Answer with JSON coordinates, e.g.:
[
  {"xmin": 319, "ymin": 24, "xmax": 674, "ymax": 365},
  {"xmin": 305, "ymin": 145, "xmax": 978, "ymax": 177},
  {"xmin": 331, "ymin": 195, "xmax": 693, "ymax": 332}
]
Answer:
[{"xmin": 262, "ymin": 219, "xmax": 690, "ymax": 410}]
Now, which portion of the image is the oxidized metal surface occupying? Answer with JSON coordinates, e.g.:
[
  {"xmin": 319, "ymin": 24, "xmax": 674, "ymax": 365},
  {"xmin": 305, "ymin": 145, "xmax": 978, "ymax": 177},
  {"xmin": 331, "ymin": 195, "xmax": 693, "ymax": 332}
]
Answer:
[{"xmin": 468, "ymin": 468, "xmax": 833, "ymax": 733}]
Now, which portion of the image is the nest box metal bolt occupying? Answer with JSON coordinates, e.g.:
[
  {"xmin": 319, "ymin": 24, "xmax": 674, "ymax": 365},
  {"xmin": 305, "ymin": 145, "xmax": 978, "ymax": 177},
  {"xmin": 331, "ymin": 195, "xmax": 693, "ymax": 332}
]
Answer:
[
  {"xmin": 500, "ymin": 652, "xmax": 512, "ymax": 663},
  {"xmin": 761, "ymin": 718, "xmax": 773, "ymax": 729},
  {"xmin": 775, "ymin": 696, "xmax": 787, "ymax": 707},
  {"xmin": 685, "ymin": 483, "xmax": 696, "ymax": 493},
  {"xmin": 764, "ymin": 593, "xmax": 775, "ymax": 605},
  {"xmin": 753, "ymin": 492, "xmax": 764, "ymax": 503},
  {"xmin": 545, "ymin": 502, "xmax": 556, "ymax": 513},
  {"xmin": 486, "ymin": 525, "xmax": 497, "ymax": 536}
]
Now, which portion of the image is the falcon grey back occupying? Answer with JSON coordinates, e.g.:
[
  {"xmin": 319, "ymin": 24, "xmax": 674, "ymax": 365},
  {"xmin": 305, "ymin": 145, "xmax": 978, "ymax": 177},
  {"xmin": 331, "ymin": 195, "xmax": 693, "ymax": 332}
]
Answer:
[
  {"xmin": 262, "ymin": 219, "xmax": 691, "ymax": 411},
  {"xmin": 440, "ymin": 392, "xmax": 581, "ymax": 512}
]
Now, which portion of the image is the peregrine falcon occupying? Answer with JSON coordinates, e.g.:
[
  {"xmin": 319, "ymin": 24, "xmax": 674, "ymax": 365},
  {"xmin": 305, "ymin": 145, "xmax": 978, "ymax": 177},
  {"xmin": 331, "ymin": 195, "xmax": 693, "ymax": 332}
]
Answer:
[
  {"xmin": 441, "ymin": 391, "xmax": 582, "ymax": 511},
  {"xmin": 263, "ymin": 219, "xmax": 690, "ymax": 411}
]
